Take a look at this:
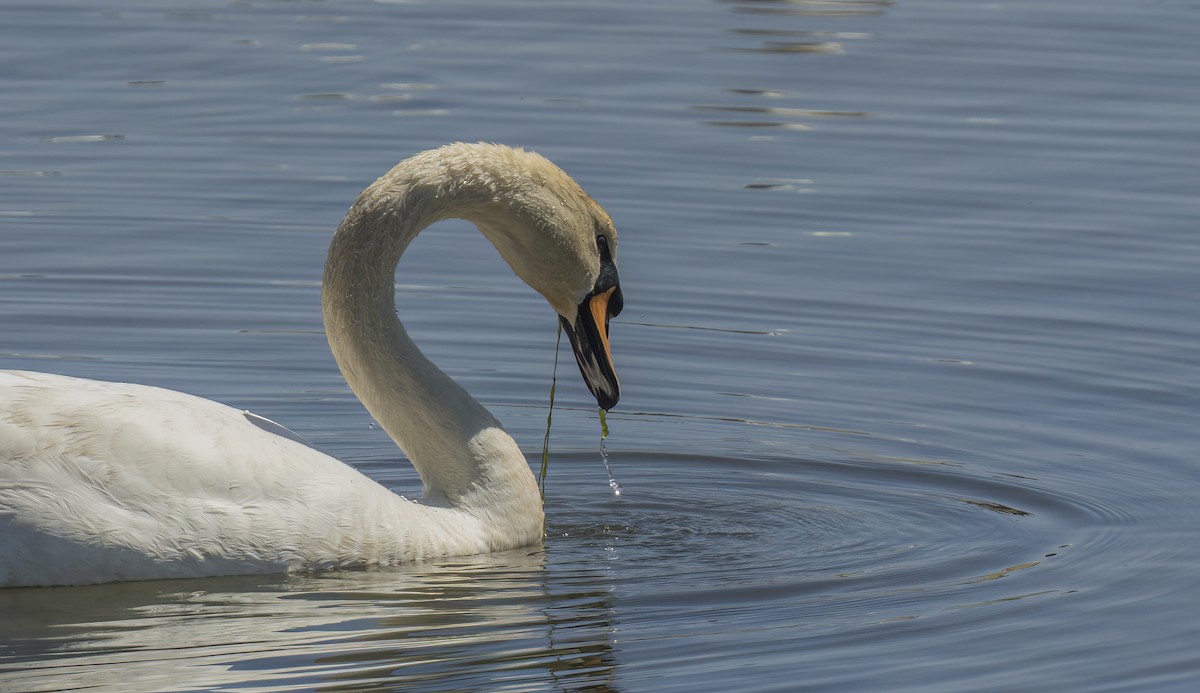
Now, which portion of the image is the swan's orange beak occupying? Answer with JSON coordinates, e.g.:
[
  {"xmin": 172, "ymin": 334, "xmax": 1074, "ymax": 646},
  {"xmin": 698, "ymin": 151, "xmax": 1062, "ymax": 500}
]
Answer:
[
  {"xmin": 563, "ymin": 284, "xmax": 622, "ymax": 410},
  {"xmin": 563, "ymin": 234, "xmax": 622, "ymax": 410}
]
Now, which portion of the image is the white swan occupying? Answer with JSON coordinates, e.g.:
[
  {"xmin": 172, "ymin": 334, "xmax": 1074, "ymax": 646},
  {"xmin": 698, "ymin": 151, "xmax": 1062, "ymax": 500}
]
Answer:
[{"xmin": 0, "ymin": 143, "xmax": 622, "ymax": 588}]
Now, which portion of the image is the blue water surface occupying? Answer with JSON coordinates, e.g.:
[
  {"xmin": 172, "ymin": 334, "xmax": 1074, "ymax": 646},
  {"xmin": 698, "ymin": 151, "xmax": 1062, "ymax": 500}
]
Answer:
[{"xmin": 2, "ymin": 0, "xmax": 1199, "ymax": 690}]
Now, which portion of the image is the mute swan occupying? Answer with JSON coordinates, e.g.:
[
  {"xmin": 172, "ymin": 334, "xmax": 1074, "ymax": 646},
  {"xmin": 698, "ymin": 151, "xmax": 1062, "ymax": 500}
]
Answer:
[{"xmin": 0, "ymin": 143, "xmax": 622, "ymax": 588}]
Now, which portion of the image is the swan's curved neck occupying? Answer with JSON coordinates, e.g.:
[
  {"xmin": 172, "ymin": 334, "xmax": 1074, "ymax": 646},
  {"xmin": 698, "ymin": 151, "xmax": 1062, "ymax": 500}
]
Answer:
[{"xmin": 320, "ymin": 159, "xmax": 539, "ymax": 517}]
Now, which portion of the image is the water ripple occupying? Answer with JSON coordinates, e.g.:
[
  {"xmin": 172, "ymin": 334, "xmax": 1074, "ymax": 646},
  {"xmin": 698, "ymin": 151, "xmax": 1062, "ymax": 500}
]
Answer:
[{"xmin": 547, "ymin": 450, "xmax": 1083, "ymax": 618}]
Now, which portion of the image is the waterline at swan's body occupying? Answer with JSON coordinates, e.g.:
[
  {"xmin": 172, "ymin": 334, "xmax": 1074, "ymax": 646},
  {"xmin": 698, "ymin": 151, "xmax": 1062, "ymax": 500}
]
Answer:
[{"xmin": 0, "ymin": 143, "xmax": 622, "ymax": 588}]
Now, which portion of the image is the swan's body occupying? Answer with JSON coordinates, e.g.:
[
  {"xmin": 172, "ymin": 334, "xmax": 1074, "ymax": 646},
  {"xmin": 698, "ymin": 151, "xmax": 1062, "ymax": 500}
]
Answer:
[{"xmin": 0, "ymin": 143, "xmax": 622, "ymax": 588}]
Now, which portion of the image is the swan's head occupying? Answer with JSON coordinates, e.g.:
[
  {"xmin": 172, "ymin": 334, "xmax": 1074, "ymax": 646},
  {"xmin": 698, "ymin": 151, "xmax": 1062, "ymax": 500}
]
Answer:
[
  {"xmin": 442, "ymin": 143, "xmax": 623, "ymax": 410},
  {"xmin": 555, "ymin": 231, "xmax": 623, "ymax": 412}
]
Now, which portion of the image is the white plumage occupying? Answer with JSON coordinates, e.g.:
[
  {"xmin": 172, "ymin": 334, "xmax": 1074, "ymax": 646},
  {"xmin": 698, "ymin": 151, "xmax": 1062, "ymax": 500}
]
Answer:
[{"xmin": 0, "ymin": 143, "xmax": 622, "ymax": 587}]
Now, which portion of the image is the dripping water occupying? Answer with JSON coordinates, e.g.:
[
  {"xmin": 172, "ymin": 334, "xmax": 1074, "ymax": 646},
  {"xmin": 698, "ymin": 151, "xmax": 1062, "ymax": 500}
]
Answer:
[{"xmin": 599, "ymin": 408, "xmax": 621, "ymax": 496}]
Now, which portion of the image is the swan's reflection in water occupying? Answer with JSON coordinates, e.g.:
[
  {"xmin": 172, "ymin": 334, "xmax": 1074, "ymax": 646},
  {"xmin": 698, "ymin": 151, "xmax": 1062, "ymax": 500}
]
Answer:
[{"xmin": 0, "ymin": 549, "xmax": 619, "ymax": 692}]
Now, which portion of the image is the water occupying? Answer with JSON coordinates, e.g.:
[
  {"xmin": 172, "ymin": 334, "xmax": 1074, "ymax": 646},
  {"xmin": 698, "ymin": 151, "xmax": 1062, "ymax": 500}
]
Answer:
[{"xmin": 2, "ymin": 0, "xmax": 1199, "ymax": 690}]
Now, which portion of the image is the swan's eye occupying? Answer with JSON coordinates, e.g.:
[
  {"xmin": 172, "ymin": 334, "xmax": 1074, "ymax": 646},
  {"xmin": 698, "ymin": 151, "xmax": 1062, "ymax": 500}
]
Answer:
[
  {"xmin": 596, "ymin": 234, "xmax": 613, "ymax": 262},
  {"xmin": 593, "ymin": 235, "xmax": 621, "ymax": 318},
  {"xmin": 594, "ymin": 236, "xmax": 618, "ymax": 292}
]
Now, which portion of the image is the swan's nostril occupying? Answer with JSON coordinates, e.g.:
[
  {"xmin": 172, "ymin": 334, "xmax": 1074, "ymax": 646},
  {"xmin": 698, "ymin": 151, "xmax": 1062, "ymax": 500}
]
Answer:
[{"xmin": 608, "ymin": 285, "xmax": 624, "ymax": 318}]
